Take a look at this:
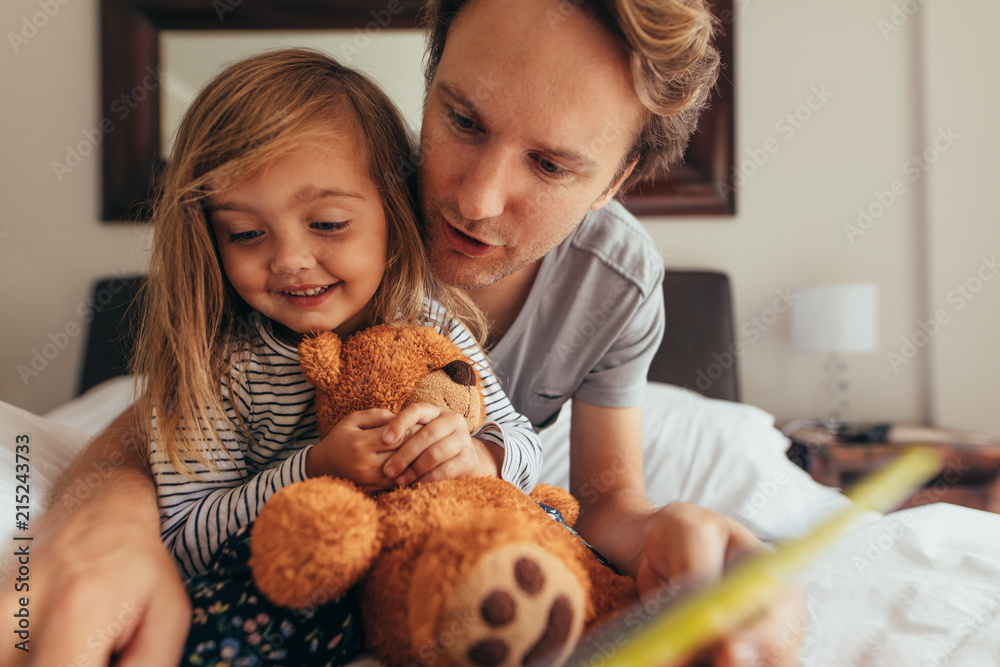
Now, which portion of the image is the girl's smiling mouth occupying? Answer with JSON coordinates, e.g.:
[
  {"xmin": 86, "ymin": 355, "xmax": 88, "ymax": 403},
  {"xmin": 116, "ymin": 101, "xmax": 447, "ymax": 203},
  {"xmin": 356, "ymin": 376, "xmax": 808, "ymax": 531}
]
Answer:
[
  {"xmin": 274, "ymin": 284, "xmax": 338, "ymax": 306},
  {"xmin": 278, "ymin": 285, "xmax": 333, "ymax": 297}
]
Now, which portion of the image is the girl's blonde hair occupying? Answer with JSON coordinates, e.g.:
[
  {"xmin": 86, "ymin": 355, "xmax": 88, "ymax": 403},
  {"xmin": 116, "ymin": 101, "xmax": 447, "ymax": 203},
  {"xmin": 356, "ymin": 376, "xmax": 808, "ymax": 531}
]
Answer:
[{"xmin": 134, "ymin": 48, "xmax": 487, "ymax": 471}]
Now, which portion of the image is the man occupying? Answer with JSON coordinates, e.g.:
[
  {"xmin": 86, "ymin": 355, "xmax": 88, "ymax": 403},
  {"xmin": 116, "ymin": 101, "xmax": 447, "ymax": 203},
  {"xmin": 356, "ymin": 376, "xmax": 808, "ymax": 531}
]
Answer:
[{"xmin": 1, "ymin": 1, "xmax": 800, "ymax": 665}]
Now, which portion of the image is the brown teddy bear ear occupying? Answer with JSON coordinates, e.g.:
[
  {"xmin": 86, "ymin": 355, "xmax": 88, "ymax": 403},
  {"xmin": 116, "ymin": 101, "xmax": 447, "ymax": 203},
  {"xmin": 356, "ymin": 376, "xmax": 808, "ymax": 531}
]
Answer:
[
  {"xmin": 408, "ymin": 325, "xmax": 470, "ymax": 368},
  {"xmin": 298, "ymin": 332, "xmax": 343, "ymax": 389}
]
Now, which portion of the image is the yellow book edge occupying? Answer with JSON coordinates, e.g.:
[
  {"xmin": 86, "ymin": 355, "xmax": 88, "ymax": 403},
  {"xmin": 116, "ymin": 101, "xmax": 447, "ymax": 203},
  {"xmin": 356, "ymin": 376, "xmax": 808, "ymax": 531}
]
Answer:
[{"xmin": 581, "ymin": 446, "xmax": 943, "ymax": 667}]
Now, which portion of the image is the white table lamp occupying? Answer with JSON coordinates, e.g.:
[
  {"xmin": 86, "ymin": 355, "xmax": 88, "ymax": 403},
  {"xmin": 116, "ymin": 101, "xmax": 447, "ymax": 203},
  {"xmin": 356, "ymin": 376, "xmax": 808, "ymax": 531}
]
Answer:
[{"xmin": 792, "ymin": 283, "xmax": 879, "ymax": 430}]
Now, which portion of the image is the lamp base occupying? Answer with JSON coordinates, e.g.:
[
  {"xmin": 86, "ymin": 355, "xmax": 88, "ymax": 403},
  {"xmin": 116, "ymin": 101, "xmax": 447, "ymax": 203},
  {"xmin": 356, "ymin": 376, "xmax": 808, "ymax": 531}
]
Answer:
[{"xmin": 824, "ymin": 352, "xmax": 848, "ymax": 433}]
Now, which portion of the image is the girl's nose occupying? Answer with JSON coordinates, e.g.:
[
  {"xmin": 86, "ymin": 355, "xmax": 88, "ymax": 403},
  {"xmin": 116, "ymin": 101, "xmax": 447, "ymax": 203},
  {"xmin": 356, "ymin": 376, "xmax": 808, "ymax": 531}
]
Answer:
[{"xmin": 270, "ymin": 238, "xmax": 316, "ymax": 275}]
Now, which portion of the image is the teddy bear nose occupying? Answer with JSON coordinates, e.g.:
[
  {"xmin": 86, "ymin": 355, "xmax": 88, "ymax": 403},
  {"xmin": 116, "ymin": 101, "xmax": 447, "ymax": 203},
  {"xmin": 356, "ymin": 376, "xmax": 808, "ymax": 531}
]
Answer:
[{"xmin": 441, "ymin": 360, "xmax": 476, "ymax": 387}]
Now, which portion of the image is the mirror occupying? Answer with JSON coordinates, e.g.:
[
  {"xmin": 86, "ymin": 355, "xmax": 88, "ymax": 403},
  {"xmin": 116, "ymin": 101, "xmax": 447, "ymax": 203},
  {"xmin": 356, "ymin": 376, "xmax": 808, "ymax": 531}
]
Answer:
[
  {"xmin": 100, "ymin": 0, "xmax": 734, "ymax": 221},
  {"xmin": 161, "ymin": 29, "xmax": 428, "ymax": 157}
]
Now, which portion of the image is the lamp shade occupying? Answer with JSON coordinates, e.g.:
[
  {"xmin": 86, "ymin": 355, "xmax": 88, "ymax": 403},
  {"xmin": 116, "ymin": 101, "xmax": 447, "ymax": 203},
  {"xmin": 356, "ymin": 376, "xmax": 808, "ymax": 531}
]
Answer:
[{"xmin": 791, "ymin": 283, "xmax": 879, "ymax": 353}]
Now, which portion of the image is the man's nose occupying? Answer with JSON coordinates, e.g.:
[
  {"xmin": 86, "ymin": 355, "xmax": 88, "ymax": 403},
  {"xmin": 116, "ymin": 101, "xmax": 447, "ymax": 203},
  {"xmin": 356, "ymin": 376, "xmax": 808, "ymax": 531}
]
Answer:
[{"xmin": 455, "ymin": 147, "xmax": 515, "ymax": 221}]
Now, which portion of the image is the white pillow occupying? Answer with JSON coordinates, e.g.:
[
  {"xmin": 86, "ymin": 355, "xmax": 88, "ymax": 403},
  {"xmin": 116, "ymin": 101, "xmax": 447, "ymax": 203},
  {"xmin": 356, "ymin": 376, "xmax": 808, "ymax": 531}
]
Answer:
[
  {"xmin": 44, "ymin": 374, "xmax": 139, "ymax": 436},
  {"xmin": 0, "ymin": 400, "xmax": 94, "ymax": 547},
  {"xmin": 538, "ymin": 382, "xmax": 860, "ymax": 542},
  {"xmin": 0, "ymin": 376, "xmax": 137, "ymax": 550}
]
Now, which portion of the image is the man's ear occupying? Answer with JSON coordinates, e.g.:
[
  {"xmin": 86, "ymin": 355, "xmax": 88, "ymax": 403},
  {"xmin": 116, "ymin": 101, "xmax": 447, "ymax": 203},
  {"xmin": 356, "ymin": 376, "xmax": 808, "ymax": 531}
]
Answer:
[{"xmin": 591, "ymin": 159, "xmax": 638, "ymax": 211}]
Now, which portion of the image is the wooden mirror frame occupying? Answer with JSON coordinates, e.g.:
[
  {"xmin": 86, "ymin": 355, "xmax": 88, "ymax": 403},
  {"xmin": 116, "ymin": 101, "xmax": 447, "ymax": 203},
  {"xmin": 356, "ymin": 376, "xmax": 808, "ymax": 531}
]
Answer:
[{"xmin": 100, "ymin": 0, "xmax": 734, "ymax": 221}]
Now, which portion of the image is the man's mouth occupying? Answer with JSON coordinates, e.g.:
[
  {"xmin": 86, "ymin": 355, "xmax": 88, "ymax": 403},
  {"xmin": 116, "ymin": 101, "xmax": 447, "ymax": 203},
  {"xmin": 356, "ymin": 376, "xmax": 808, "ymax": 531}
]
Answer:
[{"xmin": 441, "ymin": 218, "xmax": 497, "ymax": 257}]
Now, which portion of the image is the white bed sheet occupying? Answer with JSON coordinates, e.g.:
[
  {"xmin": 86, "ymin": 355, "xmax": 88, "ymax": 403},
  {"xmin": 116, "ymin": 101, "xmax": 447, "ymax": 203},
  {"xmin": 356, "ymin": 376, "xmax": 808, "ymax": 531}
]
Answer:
[{"xmin": 2, "ymin": 379, "xmax": 999, "ymax": 665}]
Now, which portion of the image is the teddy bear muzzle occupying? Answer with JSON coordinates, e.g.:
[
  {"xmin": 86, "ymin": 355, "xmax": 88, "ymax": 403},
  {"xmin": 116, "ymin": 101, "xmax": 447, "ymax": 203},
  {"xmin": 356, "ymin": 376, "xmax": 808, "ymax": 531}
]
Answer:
[{"xmin": 407, "ymin": 360, "xmax": 485, "ymax": 432}]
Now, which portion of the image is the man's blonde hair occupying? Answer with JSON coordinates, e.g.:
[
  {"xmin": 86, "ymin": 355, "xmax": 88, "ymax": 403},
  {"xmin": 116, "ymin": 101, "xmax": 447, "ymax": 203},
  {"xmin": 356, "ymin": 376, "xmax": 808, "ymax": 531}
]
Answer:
[{"xmin": 422, "ymin": 0, "xmax": 720, "ymax": 191}]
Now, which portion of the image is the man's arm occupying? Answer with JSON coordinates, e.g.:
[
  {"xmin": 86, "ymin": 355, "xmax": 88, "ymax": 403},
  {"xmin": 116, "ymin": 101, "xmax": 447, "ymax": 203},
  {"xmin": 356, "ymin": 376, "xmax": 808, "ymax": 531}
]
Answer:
[
  {"xmin": 45, "ymin": 403, "xmax": 149, "ymax": 510},
  {"xmin": 568, "ymin": 398, "xmax": 803, "ymax": 666},
  {"xmin": 568, "ymin": 400, "xmax": 650, "ymax": 574},
  {"xmin": 0, "ymin": 406, "xmax": 189, "ymax": 667}
]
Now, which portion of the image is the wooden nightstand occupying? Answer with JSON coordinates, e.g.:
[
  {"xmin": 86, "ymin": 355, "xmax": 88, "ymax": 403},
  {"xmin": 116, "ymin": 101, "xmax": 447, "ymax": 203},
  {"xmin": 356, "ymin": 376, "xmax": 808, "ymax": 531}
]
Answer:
[{"xmin": 786, "ymin": 424, "xmax": 1000, "ymax": 513}]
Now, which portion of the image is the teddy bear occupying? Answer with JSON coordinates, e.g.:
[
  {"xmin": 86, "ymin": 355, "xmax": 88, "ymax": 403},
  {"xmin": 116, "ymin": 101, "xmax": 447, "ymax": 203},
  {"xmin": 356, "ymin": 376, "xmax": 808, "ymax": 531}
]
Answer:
[{"xmin": 249, "ymin": 324, "xmax": 638, "ymax": 667}]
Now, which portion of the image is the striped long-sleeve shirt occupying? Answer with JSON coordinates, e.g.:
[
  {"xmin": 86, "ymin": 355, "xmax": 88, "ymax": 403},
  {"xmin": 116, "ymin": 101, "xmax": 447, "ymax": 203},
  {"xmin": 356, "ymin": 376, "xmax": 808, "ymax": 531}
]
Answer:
[{"xmin": 151, "ymin": 301, "xmax": 542, "ymax": 578}]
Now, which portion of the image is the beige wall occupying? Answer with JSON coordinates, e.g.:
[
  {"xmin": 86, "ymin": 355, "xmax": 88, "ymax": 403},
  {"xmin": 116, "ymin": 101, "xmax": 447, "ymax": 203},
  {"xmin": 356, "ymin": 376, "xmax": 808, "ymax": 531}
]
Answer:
[
  {"xmin": 921, "ymin": 1, "xmax": 1000, "ymax": 435},
  {"xmin": 641, "ymin": 0, "xmax": 999, "ymax": 435},
  {"xmin": 1, "ymin": 0, "xmax": 154, "ymax": 413},
  {"xmin": 2, "ymin": 1, "xmax": 997, "ymax": 435},
  {"xmin": 644, "ymin": 1, "xmax": 923, "ymax": 427}
]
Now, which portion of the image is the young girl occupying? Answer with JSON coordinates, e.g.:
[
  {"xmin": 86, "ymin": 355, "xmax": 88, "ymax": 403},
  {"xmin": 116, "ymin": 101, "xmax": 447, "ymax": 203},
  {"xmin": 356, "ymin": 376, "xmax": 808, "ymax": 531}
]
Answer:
[{"xmin": 133, "ymin": 48, "xmax": 542, "ymax": 665}]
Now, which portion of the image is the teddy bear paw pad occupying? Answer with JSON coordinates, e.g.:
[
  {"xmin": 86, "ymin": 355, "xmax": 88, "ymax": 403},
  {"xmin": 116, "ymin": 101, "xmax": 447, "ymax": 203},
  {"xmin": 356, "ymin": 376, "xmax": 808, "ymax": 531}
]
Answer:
[{"xmin": 442, "ymin": 543, "xmax": 585, "ymax": 667}]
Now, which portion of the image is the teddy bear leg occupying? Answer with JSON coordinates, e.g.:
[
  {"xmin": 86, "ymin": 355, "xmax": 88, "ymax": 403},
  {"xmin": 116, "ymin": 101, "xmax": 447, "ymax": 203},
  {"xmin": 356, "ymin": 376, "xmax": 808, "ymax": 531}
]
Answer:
[
  {"xmin": 374, "ymin": 525, "xmax": 591, "ymax": 667},
  {"xmin": 442, "ymin": 542, "xmax": 586, "ymax": 667}
]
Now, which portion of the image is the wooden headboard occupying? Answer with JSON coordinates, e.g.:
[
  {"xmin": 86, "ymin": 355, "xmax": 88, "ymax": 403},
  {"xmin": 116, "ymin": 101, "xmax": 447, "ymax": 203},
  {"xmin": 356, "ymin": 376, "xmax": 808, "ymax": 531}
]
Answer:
[
  {"xmin": 650, "ymin": 270, "xmax": 740, "ymax": 402},
  {"xmin": 78, "ymin": 276, "xmax": 145, "ymax": 396},
  {"xmin": 78, "ymin": 270, "xmax": 740, "ymax": 402}
]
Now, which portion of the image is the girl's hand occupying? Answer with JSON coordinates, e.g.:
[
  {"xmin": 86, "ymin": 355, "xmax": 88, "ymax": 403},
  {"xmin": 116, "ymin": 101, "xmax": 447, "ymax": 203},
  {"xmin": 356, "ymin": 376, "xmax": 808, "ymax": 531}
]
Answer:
[
  {"xmin": 380, "ymin": 403, "xmax": 502, "ymax": 486},
  {"xmin": 305, "ymin": 408, "xmax": 399, "ymax": 491}
]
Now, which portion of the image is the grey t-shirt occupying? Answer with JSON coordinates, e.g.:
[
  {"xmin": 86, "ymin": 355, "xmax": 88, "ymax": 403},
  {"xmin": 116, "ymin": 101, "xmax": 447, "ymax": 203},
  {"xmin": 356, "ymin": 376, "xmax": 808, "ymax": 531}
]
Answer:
[{"xmin": 487, "ymin": 200, "xmax": 665, "ymax": 430}]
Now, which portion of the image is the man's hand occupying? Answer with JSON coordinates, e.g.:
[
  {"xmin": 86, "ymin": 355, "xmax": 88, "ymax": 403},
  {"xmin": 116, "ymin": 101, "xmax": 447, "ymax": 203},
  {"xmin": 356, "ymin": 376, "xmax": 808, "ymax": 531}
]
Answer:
[
  {"xmin": 0, "ymin": 493, "xmax": 191, "ymax": 667},
  {"xmin": 634, "ymin": 503, "xmax": 805, "ymax": 667},
  {"xmin": 568, "ymin": 401, "xmax": 803, "ymax": 667},
  {"xmin": 305, "ymin": 408, "xmax": 399, "ymax": 490},
  {"xmin": 381, "ymin": 403, "xmax": 502, "ymax": 485},
  {"xmin": 0, "ymin": 406, "xmax": 190, "ymax": 667},
  {"xmin": 710, "ymin": 583, "xmax": 804, "ymax": 667},
  {"xmin": 633, "ymin": 503, "xmax": 760, "ymax": 597}
]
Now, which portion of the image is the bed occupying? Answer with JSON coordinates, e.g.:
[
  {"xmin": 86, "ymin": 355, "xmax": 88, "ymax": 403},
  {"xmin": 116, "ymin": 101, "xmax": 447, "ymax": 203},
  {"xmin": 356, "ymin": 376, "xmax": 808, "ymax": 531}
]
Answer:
[{"xmin": 3, "ymin": 271, "xmax": 1000, "ymax": 665}]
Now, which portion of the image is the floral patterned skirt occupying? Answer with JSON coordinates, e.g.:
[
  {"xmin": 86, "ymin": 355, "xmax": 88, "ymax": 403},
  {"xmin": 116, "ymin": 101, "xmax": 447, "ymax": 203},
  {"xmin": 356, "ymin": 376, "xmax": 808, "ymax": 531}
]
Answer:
[{"xmin": 183, "ymin": 524, "xmax": 363, "ymax": 667}]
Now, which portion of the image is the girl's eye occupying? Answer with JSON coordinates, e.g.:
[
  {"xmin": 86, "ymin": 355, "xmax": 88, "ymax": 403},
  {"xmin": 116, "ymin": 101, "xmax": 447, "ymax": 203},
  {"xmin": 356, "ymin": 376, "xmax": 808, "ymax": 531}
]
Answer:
[
  {"xmin": 230, "ymin": 230, "xmax": 262, "ymax": 243},
  {"xmin": 311, "ymin": 221, "xmax": 349, "ymax": 232}
]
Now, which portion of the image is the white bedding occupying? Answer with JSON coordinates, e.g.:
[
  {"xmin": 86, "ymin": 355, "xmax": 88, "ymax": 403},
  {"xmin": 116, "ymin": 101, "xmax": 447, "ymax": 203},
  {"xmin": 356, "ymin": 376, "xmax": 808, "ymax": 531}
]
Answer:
[{"xmin": 3, "ymin": 379, "xmax": 999, "ymax": 665}]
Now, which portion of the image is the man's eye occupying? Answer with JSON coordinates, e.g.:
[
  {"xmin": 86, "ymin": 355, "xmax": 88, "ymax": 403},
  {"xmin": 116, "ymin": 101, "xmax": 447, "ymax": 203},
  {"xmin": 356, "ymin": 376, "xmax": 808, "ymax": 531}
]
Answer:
[
  {"xmin": 230, "ymin": 230, "xmax": 262, "ymax": 242},
  {"xmin": 312, "ymin": 221, "xmax": 349, "ymax": 232},
  {"xmin": 530, "ymin": 154, "xmax": 565, "ymax": 177},
  {"xmin": 450, "ymin": 110, "xmax": 476, "ymax": 131},
  {"xmin": 539, "ymin": 158, "xmax": 560, "ymax": 174}
]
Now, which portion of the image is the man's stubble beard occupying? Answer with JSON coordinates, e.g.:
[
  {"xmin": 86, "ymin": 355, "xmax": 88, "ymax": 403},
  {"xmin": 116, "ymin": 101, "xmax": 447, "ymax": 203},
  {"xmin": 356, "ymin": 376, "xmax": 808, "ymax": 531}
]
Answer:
[
  {"xmin": 417, "ymin": 165, "xmax": 588, "ymax": 291},
  {"xmin": 421, "ymin": 213, "xmax": 528, "ymax": 291}
]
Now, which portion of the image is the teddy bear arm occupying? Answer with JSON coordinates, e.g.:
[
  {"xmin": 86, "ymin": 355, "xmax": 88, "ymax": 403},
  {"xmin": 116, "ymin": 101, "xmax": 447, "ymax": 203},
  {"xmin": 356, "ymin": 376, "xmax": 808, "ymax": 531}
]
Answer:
[{"xmin": 250, "ymin": 477, "xmax": 381, "ymax": 610}]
